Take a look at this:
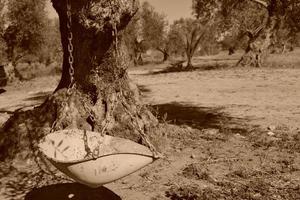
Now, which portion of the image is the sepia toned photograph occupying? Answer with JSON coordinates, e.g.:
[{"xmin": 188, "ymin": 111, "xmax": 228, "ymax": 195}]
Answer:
[{"xmin": 0, "ymin": 0, "xmax": 299, "ymax": 199}]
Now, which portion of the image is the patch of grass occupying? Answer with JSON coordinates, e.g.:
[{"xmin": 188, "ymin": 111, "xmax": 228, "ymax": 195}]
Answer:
[
  {"xmin": 166, "ymin": 178, "xmax": 300, "ymax": 200},
  {"xmin": 226, "ymin": 167, "xmax": 264, "ymax": 179},
  {"xmin": 166, "ymin": 185, "xmax": 224, "ymax": 200},
  {"xmin": 181, "ymin": 164, "xmax": 210, "ymax": 181},
  {"xmin": 17, "ymin": 62, "xmax": 61, "ymax": 80},
  {"xmin": 250, "ymin": 127, "xmax": 300, "ymax": 153}
]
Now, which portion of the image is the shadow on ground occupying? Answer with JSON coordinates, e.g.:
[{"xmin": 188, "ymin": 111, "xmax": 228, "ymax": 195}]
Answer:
[
  {"xmin": 138, "ymin": 85, "xmax": 151, "ymax": 93},
  {"xmin": 151, "ymin": 102, "xmax": 255, "ymax": 135},
  {"xmin": 0, "ymin": 92, "xmax": 51, "ymax": 113},
  {"xmin": 148, "ymin": 62, "xmax": 233, "ymax": 75},
  {"xmin": 25, "ymin": 91, "xmax": 52, "ymax": 102},
  {"xmin": 25, "ymin": 183, "xmax": 121, "ymax": 200},
  {"xmin": 0, "ymin": 88, "xmax": 6, "ymax": 94}
]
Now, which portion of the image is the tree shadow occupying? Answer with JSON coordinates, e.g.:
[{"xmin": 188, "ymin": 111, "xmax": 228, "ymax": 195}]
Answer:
[
  {"xmin": 148, "ymin": 62, "xmax": 232, "ymax": 75},
  {"xmin": 152, "ymin": 102, "xmax": 254, "ymax": 135},
  {"xmin": 0, "ymin": 88, "xmax": 6, "ymax": 94},
  {"xmin": 25, "ymin": 183, "xmax": 121, "ymax": 200},
  {"xmin": 137, "ymin": 85, "xmax": 151, "ymax": 93},
  {"xmin": 0, "ymin": 110, "xmax": 14, "ymax": 114},
  {"xmin": 25, "ymin": 91, "xmax": 52, "ymax": 102},
  {"xmin": 0, "ymin": 92, "xmax": 51, "ymax": 113}
]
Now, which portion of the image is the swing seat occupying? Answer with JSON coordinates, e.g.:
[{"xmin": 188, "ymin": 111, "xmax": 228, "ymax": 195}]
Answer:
[{"xmin": 38, "ymin": 129, "xmax": 155, "ymax": 188}]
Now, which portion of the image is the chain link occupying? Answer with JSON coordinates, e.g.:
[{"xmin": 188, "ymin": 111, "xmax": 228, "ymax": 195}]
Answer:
[
  {"xmin": 119, "ymin": 95, "xmax": 163, "ymax": 159},
  {"xmin": 110, "ymin": 8, "xmax": 162, "ymax": 158},
  {"xmin": 35, "ymin": 0, "xmax": 76, "ymax": 175},
  {"xmin": 66, "ymin": 0, "xmax": 75, "ymax": 93}
]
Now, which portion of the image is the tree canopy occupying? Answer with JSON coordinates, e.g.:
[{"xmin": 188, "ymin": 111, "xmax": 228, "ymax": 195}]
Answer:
[
  {"xmin": 168, "ymin": 18, "xmax": 207, "ymax": 68},
  {"xmin": 192, "ymin": 0, "xmax": 300, "ymax": 66},
  {"xmin": 4, "ymin": 0, "xmax": 47, "ymax": 63},
  {"xmin": 124, "ymin": 1, "xmax": 168, "ymax": 64},
  {"xmin": 0, "ymin": 0, "xmax": 61, "ymax": 80}
]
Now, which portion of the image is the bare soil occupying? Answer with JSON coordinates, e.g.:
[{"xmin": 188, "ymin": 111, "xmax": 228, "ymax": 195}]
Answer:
[{"xmin": 0, "ymin": 52, "xmax": 300, "ymax": 200}]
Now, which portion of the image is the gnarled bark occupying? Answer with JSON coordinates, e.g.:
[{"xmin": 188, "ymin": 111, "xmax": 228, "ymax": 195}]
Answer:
[
  {"xmin": 236, "ymin": 0, "xmax": 278, "ymax": 68},
  {"xmin": 236, "ymin": 19, "xmax": 275, "ymax": 68},
  {"xmin": 0, "ymin": 0, "xmax": 162, "ymax": 161}
]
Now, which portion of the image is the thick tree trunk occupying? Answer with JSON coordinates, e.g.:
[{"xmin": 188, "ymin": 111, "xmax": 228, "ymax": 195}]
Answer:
[
  {"xmin": 186, "ymin": 54, "xmax": 194, "ymax": 69},
  {"xmin": 237, "ymin": 25, "xmax": 274, "ymax": 68},
  {"xmin": 236, "ymin": 1, "xmax": 278, "ymax": 68},
  {"xmin": 228, "ymin": 47, "xmax": 235, "ymax": 55},
  {"xmin": 157, "ymin": 48, "xmax": 169, "ymax": 62},
  {"xmin": 136, "ymin": 52, "xmax": 143, "ymax": 65},
  {"xmin": 163, "ymin": 52, "xmax": 169, "ymax": 62},
  {"xmin": 6, "ymin": 46, "xmax": 24, "ymax": 81},
  {"xmin": 0, "ymin": 0, "xmax": 161, "ymax": 161}
]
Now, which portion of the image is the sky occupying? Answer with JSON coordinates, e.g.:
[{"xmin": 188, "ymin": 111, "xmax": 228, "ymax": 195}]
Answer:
[
  {"xmin": 141, "ymin": 0, "xmax": 193, "ymax": 23},
  {"xmin": 46, "ymin": 0, "xmax": 193, "ymax": 23}
]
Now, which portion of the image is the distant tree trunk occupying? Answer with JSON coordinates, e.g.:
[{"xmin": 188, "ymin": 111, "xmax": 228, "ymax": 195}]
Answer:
[
  {"xmin": 133, "ymin": 51, "xmax": 143, "ymax": 66},
  {"xmin": 157, "ymin": 48, "xmax": 169, "ymax": 62},
  {"xmin": 0, "ymin": 0, "xmax": 160, "ymax": 161},
  {"xmin": 132, "ymin": 39, "xmax": 144, "ymax": 66},
  {"xmin": 5, "ymin": 45, "xmax": 24, "ymax": 81},
  {"xmin": 228, "ymin": 47, "xmax": 235, "ymax": 55},
  {"xmin": 186, "ymin": 55, "xmax": 193, "ymax": 68},
  {"xmin": 137, "ymin": 52, "xmax": 143, "ymax": 65},
  {"xmin": 237, "ymin": 0, "xmax": 278, "ymax": 68},
  {"xmin": 163, "ymin": 51, "xmax": 169, "ymax": 62},
  {"xmin": 185, "ymin": 40, "xmax": 194, "ymax": 69},
  {"xmin": 3, "ymin": 26, "xmax": 25, "ymax": 81},
  {"xmin": 184, "ymin": 28, "xmax": 204, "ymax": 69}
]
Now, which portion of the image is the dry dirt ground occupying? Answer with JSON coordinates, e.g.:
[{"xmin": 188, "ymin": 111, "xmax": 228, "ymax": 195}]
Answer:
[{"xmin": 0, "ymin": 51, "xmax": 300, "ymax": 200}]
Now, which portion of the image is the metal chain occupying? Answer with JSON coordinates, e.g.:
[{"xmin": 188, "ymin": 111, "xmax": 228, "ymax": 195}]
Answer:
[
  {"xmin": 66, "ymin": 0, "xmax": 75, "ymax": 94},
  {"xmin": 110, "ymin": 8, "xmax": 162, "ymax": 158},
  {"xmin": 119, "ymin": 95, "xmax": 163, "ymax": 159},
  {"xmin": 49, "ymin": 0, "xmax": 75, "ymax": 133},
  {"xmin": 35, "ymin": 0, "xmax": 75, "ymax": 174},
  {"xmin": 66, "ymin": 0, "xmax": 97, "ymax": 128}
]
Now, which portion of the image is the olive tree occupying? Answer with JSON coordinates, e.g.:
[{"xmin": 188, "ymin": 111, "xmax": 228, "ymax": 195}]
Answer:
[
  {"xmin": 168, "ymin": 18, "xmax": 206, "ymax": 68},
  {"xmin": 0, "ymin": 0, "xmax": 161, "ymax": 161},
  {"xmin": 1, "ymin": 0, "xmax": 47, "ymax": 79},
  {"xmin": 124, "ymin": 1, "xmax": 168, "ymax": 64},
  {"xmin": 193, "ymin": 0, "xmax": 300, "ymax": 67}
]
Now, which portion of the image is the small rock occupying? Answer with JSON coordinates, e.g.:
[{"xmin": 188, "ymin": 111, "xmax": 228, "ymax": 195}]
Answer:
[
  {"xmin": 204, "ymin": 129, "xmax": 219, "ymax": 135},
  {"xmin": 267, "ymin": 131, "xmax": 275, "ymax": 136},
  {"xmin": 268, "ymin": 125, "xmax": 276, "ymax": 131},
  {"xmin": 235, "ymin": 134, "xmax": 245, "ymax": 139},
  {"xmin": 68, "ymin": 194, "xmax": 75, "ymax": 199},
  {"xmin": 191, "ymin": 154, "xmax": 196, "ymax": 159}
]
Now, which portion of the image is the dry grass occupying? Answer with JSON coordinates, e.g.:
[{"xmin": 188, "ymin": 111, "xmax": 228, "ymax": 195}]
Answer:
[{"xmin": 1, "ymin": 49, "xmax": 300, "ymax": 200}]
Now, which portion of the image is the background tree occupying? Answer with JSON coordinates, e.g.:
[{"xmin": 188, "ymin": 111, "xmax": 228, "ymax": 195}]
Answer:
[
  {"xmin": 140, "ymin": 2, "xmax": 169, "ymax": 62},
  {"xmin": 168, "ymin": 18, "xmax": 206, "ymax": 69},
  {"xmin": 215, "ymin": 1, "xmax": 265, "ymax": 55},
  {"xmin": 193, "ymin": 0, "xmax": 300, "ymax": 67},
  {"xmin": 0, "ymin": 0, "xmax": 7, "ymax": 64},
  {"xmin": 167, "ymin": 25, "xmax": 186, "ymax": 58},
  {"xmin": 124, "ymin": 1, "xmax": 168, "ymax": 64},
  {"xmin": 123, "ymin": 10, "xmax": 146, "ymax": 65},
  {"xmin": 1, "ymin": 0, "xmax": 47, "ymax": 79},
  {"xmin": 38, "ymin": 18, "xmax": 62, "ymax": 66}
]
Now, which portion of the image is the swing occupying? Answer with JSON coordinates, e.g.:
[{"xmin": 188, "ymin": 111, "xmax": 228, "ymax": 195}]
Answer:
[
  {"xmin": 38, "ymin": 129, "xmax": 156, "ymax": 188},
  {"xmin": 38, "ymin": 0, "xmax": 161, "ymax": 188}
]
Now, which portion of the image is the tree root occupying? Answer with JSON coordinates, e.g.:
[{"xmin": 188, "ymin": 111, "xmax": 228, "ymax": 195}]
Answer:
[{"xmin": 0, "ymin": 86, "xmax": 163, "ymax": 163}]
